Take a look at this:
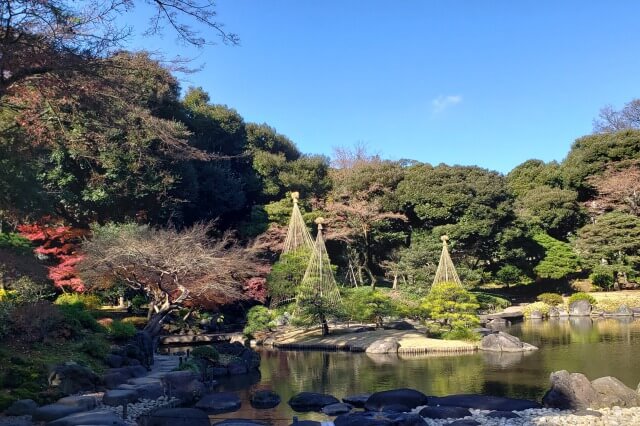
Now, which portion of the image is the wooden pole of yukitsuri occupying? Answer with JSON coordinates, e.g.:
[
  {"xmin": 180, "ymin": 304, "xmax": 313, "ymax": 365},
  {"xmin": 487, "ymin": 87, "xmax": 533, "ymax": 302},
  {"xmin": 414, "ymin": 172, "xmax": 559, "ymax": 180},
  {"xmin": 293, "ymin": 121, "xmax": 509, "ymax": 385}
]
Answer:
[{"xmin": 432, "ymin": 235, "xmax": 462, "ymax": 287}]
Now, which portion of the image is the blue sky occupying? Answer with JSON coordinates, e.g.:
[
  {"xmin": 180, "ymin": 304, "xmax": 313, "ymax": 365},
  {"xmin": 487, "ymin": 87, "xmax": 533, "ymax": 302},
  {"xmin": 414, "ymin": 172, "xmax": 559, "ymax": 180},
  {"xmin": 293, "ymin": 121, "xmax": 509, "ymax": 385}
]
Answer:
[{"xmin": 124, "ymin": 1, "xmax": 640, "ymax": 173}]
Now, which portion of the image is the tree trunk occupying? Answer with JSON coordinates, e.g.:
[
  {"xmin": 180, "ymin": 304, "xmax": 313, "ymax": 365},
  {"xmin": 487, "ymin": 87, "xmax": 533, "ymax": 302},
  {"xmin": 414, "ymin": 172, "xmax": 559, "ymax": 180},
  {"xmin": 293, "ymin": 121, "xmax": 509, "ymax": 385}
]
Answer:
[
  {"xmin": 392, "ymin": 273, "xmax": 398, "ymax": 290},
  {"xmin": 320, "ymin": 313, "xmax": 329, "ymax": 336}
]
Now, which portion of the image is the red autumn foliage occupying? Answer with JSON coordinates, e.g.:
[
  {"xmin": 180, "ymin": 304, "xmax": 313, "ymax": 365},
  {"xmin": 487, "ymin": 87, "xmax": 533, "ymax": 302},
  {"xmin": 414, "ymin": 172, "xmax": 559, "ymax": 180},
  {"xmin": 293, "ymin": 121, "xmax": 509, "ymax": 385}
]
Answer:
[{"xmin": 17, "ymin": 221, "xmax": 87, "ymax": 292}]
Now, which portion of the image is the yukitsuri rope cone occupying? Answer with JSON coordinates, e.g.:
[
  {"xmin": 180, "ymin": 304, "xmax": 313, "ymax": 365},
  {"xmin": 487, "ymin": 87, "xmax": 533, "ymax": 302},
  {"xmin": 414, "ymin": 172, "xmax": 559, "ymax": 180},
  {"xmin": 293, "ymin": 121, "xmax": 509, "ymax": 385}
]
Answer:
[
  {"xmin": 295, "ymin": 217, "xmax": 342, "ymax": 321},
  {"xmin": 282, "ymin": 191, "xmax": 314, "ymax": 254},
  {"xmin": 270, "ymin": 192, "xmax": 316, "ymax": 308},
  {"xmin": 432, "ymin": 235, "xmax": 462, "ymax": 287}
]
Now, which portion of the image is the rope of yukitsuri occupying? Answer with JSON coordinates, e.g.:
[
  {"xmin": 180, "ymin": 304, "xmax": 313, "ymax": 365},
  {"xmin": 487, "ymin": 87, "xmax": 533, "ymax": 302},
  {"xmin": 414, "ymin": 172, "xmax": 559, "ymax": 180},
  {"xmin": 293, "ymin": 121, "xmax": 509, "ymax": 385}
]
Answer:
[
  {"xmin": 432, "ymin": 235, "xmax": 463, "ymax": 287},
  {"xmin": 295, "ymin": 217, "xmax": 342, "ymax": 313},
  {"xmin": 282, "ymin": 191, "xmax": 314, "ymax": 254}
]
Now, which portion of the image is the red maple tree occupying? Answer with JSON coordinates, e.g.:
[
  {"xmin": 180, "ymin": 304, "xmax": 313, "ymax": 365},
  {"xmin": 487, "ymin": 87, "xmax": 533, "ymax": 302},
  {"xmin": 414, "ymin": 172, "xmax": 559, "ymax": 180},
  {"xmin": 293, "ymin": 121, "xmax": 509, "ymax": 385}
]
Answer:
[{"xmin": 17, "ymin": 221, "xmax": 87, "ymax": 292}]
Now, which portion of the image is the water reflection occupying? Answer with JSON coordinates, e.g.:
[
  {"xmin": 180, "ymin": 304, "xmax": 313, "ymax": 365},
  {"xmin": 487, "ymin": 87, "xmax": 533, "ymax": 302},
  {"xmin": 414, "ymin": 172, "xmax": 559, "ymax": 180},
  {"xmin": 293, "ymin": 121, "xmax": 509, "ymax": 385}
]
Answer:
[{"xmin": 161, "ymin": 318, "xmax": 640, "ymax": 425}]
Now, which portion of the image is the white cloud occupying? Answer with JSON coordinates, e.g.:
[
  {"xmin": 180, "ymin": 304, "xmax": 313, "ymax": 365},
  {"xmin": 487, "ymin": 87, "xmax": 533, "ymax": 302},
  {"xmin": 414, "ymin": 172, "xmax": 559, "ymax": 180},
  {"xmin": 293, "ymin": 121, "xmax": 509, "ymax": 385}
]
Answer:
[{"xmin": 431, "ymin": 95, "xmax": 463, "ymax": 114}]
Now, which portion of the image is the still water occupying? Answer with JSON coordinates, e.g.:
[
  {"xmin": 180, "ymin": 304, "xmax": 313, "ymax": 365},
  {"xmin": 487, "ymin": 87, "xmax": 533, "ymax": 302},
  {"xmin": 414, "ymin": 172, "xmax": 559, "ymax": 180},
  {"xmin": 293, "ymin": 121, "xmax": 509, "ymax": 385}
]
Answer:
[{"xmin": 194, "ymin": 318, "xmax": 640, "ymax": 425}]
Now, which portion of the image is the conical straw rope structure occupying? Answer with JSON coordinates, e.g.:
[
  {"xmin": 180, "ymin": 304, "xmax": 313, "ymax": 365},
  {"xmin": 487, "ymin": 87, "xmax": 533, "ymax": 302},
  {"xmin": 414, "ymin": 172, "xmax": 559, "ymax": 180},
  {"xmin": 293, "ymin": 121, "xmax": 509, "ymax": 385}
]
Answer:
[
  {"xmin": 282, "ymin": 192, "xmax": 314, "ymax": 254},
  {"xmin": 432, "ymin": 235, "xmax": 462, "ymax": 287},
  {"xmin": 295, "ymin": 217, "xmax": 342, "ymax": 312}
]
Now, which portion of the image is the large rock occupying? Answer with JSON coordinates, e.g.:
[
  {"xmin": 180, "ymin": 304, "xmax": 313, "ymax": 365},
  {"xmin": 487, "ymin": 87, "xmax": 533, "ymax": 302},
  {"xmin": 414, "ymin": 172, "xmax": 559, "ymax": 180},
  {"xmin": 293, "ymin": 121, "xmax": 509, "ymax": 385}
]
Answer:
[
  {"xmin": 486, "ymin": 411, "xmax": 520, "ymax": 419},
  {"xmin": 542, "ymin": 370, "xmax": 598, "ymax": 409},
  {"xmin": 140, "ymin": 408, "xmax": 210, "ymax": 426},
  {"xmin": 549, "ymin": 307, "xmax": 560, "ymax": 318},
  {"xmin": 479, "ymin": 331, "xmax": 538, "ymax": 352},
  {"xmin": 47, "ymin": 362, "xmax": 101, "ymax": 395},
  {"xmin": 195, "ymin": 392, "xmax": 242, "ymax": 414},
  {"xmin": 57, "ymin": 395, "xmax": 97, "ymax": 411},
  {"xmin": 429, "ymin": 395, "xmax": 541, "ymax": 410},
  {"xmin": 569, "ymin": 300, "xmax": 592, "ymax": 316},
  {"xmin": 591, "ymin": 376, "xmax": 640, "ymax": 407},
  {"xmin": 162, "ymin": 371, "xmax": 205, "ymax": 403},
  {"xmin": 47, "ymin": 410, "xmax": 128, "ymax": 426},
  {"xmin": 364, "ymin": 388, "xmax": 428, "ymax": 412},
  {"xmin": 117, "ymin": 381, "xmax": 164, "ymax": 399},
  {"xmin": 419, "ymin": 406, "xmax": 471, "ymax": 419},
  {"xmin": 321, "ymin": 402, "xmax": 353, "ymax": 415},
  {"xmin": 31, "ymin": 404, "xmax": 85, "ymax": 422},
  {"xmin": 288, "ymin": 392, "xmax": 340, "ymax": 412},
  {"xmin": 102, "ymin": 389, "xmax": 140, "ymax": 407},
  {"xmin": 529, "ymin": 310, "xmax": 543, "ymax": 320},
  {"xmin": 250, "ymin": 390, "xmax": 281, "ymax": 409},
  {"xmin": 366, "ymin": 338, "xmax": 399, "ymax": 354},
  {"xmin": 5, "ymin": 399, "xmax": 38, "ymax": 416},
  {"xmin": 610, "ymin": 305, "xmax": 632, "ymax": 317},
  {"xmin": 386, "ymin": 321, "xmax": 415, "ymax": 330},
  {"xmin": 106, "ymin": 354, "xmax": 124, "ymax": 368},
  {"xmin": 213, "ymin": 421, "xmax": 268, "ymax": 425},
  {"xmin": 334, "ymin": 411, "xmax": 424, "ymax": 426},
  {"xmin": 342, "ymin": 393, "xmax": 372, "ymax": 408}
]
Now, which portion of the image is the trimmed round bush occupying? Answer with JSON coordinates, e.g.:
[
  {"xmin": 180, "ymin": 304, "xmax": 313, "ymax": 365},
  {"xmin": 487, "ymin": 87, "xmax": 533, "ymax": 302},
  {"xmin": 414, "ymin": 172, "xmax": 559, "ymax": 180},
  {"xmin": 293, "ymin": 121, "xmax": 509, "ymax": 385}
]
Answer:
[
  {"xmin": 537, "ymin": 293, "xmax": 563, "ymax": 306},
  {"xmin": 568, "ymin": 292, "xmax": 596, "ymax": 306},
  {"xmin": 523, "ymin": 301, "xmax": 550, "ymax": 318}
]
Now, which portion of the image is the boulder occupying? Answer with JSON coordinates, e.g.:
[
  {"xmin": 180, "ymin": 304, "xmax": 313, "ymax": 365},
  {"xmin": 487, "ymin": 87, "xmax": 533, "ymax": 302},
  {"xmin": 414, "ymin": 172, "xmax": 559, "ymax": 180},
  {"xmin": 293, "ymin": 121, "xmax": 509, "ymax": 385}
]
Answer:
[
  {"xmin": 591, "ymin": 376, "xmax": 640, "ymax": 407},
  {"xmin": 334, "ymin": 411, "xmax": 424, "ymax": 426},
  {"xmin": 429, "ymin": 395, "xmax": 541, "ymax": 410},
  {"xmin": 102, "ymin": 389, "xmax": 140, "ymax": 407},
  {"xmin": 162, "ymin": 371, "xmax": 205, "ymax": 403},
  {"xmin": 240, "ymin": 348, "xmax": 261, "ymax": 370},
  {"xmin": 47, "ymin": 362, "xmax": 101, "ymax": 395},
  {"xmin": 31, "ymin": 404, "xmax": 85, "ymax": 422},
  {"xmin": 419, "ymin": 406, "xmax": 471, "ymax": 419},
  {"xmin": 479, "ymin": 331, "xmax": 538, "ymax": 352},
  {"xmin": 57, "ymin": 395, "xmax": 97, "ymax": 411},
  {"xmin": 613, "ymin": 305, "xmax": 633, "ymax": 316},
  {"xmin": 549, "ymin": 307, "xmax": 560, "ymax": 318},
  {"xmin": 529, "ymin": 310, "xmax": 543, "ymax": 320},
  {"xmin": 448, "ymin": 421, "xmax": 480, "ymax": 426},
  {"xmin": 569, "ymin": 300, "xmax": 592, "ymax": 316},
  {"xmin": 364, "ymin": 388, "xmax": 428, "ymax": 412},
  {"xmin": 117, "ymin": 381, "xmax": 164, "ymax": 399},
  {"xmin": 211, "ymin": 367, "xmax": 229, "ymax": 377},
  {"xmin": 250, "ymin": 390, "xmax": 281, "ymax": 409},
  {"xmin": 321, "ymin": 403, "xmax": 353, "ymax": 415},
  {"xmin": 559, "ymin": 310, "xmax": 569, "ymax": 317},
  {"xmin": 47, "ymin": 410, "xmax": 128, "ymax": 426},
  {"xmin": 140, "ymin": 408, "xmax": 210, "ymax": 426},
  {"xmin": 227, "ymin": 361, "xmax": 248, "ymax": 375},
  {"xmin": 5, "ymin": 399, "xmax": 38, "ymax": 416},
  {"xmin": 103, "ymin": 372, "xmax": 128, "ymax": 389},
  {"xmin": 105, "ymin": 354, "xmax": 124, "ymax": 368},
  {"xmin": 342, "ymin": 393, "xmax": 372, "ymax": 408},
  {"xmin": 542, "ymin": 370, "xmax": 598, "ymax": 409},
  {"xmin": 195, "ymin": 392, "xmax": 242, "ymax": 414},
  {"xmin": 473, "ymin": 327, "xmax": 493, "ymax": 336},
  {"xmin": 486, "ymin": 411, "xmax": 520, "ymax": 419},
  {"xmin": 366, "ymin": 337, "xmax": 399, "ymax": 354},
  {"xmin": 631, "ymin": 307, "xmax": 640, "ymax": 316},
  {"xmin": 574, "ymin": 409, "xmax": 603, "ymax": 417},
  {"xmin": 213, "ymin": 420, "xmax": 268, "ymax": 426},
  {"xmin": 289, "ymin": 422, "xmax": 321, "ymax": 426},
  {"xmin": 288, "ymin": 392, "xmax": 340, "ymax": 412}
]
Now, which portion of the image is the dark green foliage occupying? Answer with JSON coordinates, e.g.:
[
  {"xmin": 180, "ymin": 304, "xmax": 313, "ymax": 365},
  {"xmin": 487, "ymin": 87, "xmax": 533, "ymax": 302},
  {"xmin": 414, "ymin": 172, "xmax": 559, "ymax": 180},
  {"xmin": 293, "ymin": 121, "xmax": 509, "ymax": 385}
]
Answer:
[
  {"xmin": 57, "ymin": 303, "xmax": 103, "ymax": 334},
  {"xmin": 191, "ymin": 346, "xmax": 220, "ymax": 363},
  {"xmin": 537, "ymin": 293, "xmax": 564, "ymax": 306},
  {"xmin": 562, "ymin": 130, "xmax": 640, "ymax": 198},
  {"xmin": 589, "ymin": 266, "xmax": 615, "ymax": 290},
  {"xmin": 243, "ymin": 306, "xmax": 275, "ymax": 337},
  {"xmin": 77, "ymin": 335, "xmax": 110, "ymax": 359},
  {"xmin": 267, "ymin": 247, "xmax": 312, "ymax": 305},
  {"xmin": 0, "ymin": 232, "xmax": 32, "ymax": 255},
  {"xmin": 108, "ymin": 320, "xmax": 137, "ymax": 340},
  {"xmin": 496, "ymin": 265, "xmax": 526, "ymax": 287},
  {"xmin": 574, "ymin": 212, "xmax": 640, "ymax": 279},
  {"xmin": 472, "ymin": 292, "xmax": 511, "ymax": 313},
  {"xmin": 55, "ymin": 293, "xmax": 101, "ymax": 311},
  {"xmin": 343, "ymin": 288, "xmax": 396, "ymax": 328},
  {"xmin": 568, "ymin": 292, "xmax": 596, "ymax": 305},
  {"xmin": 506, "ymin": 160, "xmax": 563, "ymax": 197},
  {"xmin": 532, "ymin": 233, "xmax": 580, "ymax": 280},
  {"xmin": 442, "ymin": 327, "xmax": 481, "ymax": 341}
]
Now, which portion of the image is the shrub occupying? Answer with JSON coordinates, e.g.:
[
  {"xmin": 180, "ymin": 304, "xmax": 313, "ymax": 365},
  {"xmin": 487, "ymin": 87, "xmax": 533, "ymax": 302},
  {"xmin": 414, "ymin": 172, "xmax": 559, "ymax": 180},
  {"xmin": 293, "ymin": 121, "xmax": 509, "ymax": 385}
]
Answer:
[
  {"xmin": 343, "ymin": 288, "xmax": 396, "ymax": 327},
  {"xmin": 191, "ymin": 346, "xmax": 219, "ymax": 363},
  {"xmin": 121, "ymin": 316, "xmax": 147, "ymax": 328},
  {"xmin": 108, "ymin": 320, "xmax": 137, "ymax": 340},
  {"xmin": 473, "ymin": 292, "xmax": 511, "ymax": 313},
  {"xmin": 442, "ymin": 327, "xmax": 481, "ymax": 341},
  {"xmin": 10, "ymin": 276, "xmax": 55, "ymax": 303},
  {"xmin": 590, "ymin": 266, "xmax": 615, "ymax": 290},
  {"xmin": 57, "ymin": 303, "xmax": 103, "ymax": 333},
  {"xmin": 568, "ymin": 292, "xmax": 596, "ymax": 305},
  {"xmin": 130, "ymin": 295, "xmax": 148, "ymax": 311},
  {"xmin": 77, "ymin": 335, "xmax": 110, "ymax": 359},
  {"xmin": 420, "ymin": 282, "xmax": 480, "ymax": 330},
  {"xmin": 537, "ymin": 293, "xmax": 564, "ymax": 306},
  {"xmin": 523, "ymin": 301, "xmax": 550, "ymax": 318},
  {"xmin": 496, "ymin": 265, "xmax": 525, "ymax": 287},
  {"xmin": 176, "ymin": 359, "xmax": 201, "ymax": 374},
  {"xmin": 0, "ymin": 301, "xmax": 15, "ymax": 339},
  {"xmin": 55, "ymin": 293, "xmax": 101, "ymax": 311},
  {"xmin": 243, "ymin": 306, "xmax": 275, "ymax": 337},
  {"xmin": 0, "ymin": 232, "xmax": 32, "ymax": 255},
  {"xmin": 9, "ymin": 301, "xmax": 65, "ymax": 342}
]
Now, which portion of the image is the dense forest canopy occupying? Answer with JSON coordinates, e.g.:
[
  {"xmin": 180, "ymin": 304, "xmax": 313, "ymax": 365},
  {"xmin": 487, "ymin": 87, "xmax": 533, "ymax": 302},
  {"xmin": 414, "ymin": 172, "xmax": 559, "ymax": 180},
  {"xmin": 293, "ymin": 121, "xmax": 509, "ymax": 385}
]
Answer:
[{"xmin": 1, "ymin": 0, "xmax": 639, "ymax": 311}]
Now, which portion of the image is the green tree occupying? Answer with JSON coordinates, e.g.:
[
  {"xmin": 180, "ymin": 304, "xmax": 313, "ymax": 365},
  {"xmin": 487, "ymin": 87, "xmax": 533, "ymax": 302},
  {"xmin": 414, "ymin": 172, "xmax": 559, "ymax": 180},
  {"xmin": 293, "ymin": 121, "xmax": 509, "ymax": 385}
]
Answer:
[
  {"xmin": 532, "ymin": 233, "xmax": 580, "ymax": 280},
  {"xmin": 574, "ymin": 212, "xmax": 640, "ymax": 283},
  {"xmin": 420, "ymin": 282, "xmax": 480, "ymax": 330},
  {"xmin": 344, "ymin": 289, "xmax": 396, "ymax": 328},
  {"xmin": 267, "ymin": 247, "xmax": 313, "ymax": 307}
]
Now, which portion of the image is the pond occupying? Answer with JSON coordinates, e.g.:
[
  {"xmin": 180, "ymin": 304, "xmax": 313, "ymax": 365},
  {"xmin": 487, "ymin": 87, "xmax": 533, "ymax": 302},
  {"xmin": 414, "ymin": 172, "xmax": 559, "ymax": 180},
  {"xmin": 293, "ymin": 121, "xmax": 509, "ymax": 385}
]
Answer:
[{"xmin": 172, "ymin": 317, "xmax": 640, "ymax": 425}]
